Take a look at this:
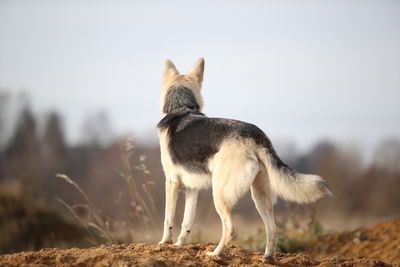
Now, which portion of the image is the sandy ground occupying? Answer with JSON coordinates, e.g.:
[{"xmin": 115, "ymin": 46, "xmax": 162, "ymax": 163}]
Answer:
[
  {"xmin": 1, "ymin": 218, "xmax": 399, "ymax": 267},
  {"xmin": 0, "ymin": 242, "xmax": 393, "ymax": 267},
  {"xmin": 306, "ymin": 218, "xmax": 400, "ymax": 265}
]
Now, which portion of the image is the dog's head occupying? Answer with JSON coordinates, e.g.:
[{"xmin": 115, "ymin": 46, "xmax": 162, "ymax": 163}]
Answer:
[{"xmin": 160, "ymin": 57, "xmax": 205, "ymax": 115}]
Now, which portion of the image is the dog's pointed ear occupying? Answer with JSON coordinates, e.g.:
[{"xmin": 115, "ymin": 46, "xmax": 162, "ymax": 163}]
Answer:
[
  {"xmin": 189, "ymin": 57, "xmax": 205, "ymax": 85},
  {"xmin": 163, "ymin": 59, "xmax": 179, "ymax": 78}
]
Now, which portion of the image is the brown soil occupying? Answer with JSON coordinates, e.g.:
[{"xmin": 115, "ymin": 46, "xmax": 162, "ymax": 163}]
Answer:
[
  {"xmin": 306, "ymin": 218, "xmax": 400, "ymax": 265},
  {"xmin": 0, "ymin": 242, "xmax": 392, "ymax": 267},
  {"xmin": 2, "ymin": 219, "xmax": 399, "ymax": 267}
]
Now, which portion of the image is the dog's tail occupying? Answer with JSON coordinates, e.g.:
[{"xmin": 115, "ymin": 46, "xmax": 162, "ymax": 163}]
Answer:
[{"xmin": 257, "ymin": 148, "xmax": 332, "ymax": 203}]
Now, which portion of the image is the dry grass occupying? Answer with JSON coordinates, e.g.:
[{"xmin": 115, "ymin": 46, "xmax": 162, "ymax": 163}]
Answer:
[
  {"xmin": 56, "ymin": 174, "xmax": 117, "ymax": 245},
  {"xmin": 56, "ymin": 138, "xmax": 160, "ymax": 245}
]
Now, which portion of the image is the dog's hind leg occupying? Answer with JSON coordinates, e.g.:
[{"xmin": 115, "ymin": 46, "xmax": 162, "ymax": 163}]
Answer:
[
  {"xmin": 206, "ymin": 152, "xmax": 259, "ymax": 257},
  {"xmin": 250, "ymin": 171, "xmax": 277, "ymax": 263},
  {"xmin": 205, "ymin": 187, "xmax": 233, "ymax": 257},
  {"xmin": 159, "ymin": 178, "xmax": 180, "ymax": 244},
  {"xmin": 175, "ymin": 188, "xmax": 199, "ymax": 246}
]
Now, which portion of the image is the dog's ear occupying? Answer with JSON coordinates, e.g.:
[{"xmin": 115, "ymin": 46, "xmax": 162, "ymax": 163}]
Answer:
[
  {"xmin": 189, "ymin": 57, "xmax": 205, "ymax": 85},
  {"xmin": 163, "ymin": 59, "xmax": 179, "ymax": 79}
]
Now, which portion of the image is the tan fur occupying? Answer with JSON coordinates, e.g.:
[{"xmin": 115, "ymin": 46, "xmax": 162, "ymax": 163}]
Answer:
[{"xmin": 158, "ymin": 58, "xmax": 330, "ymax": 262}]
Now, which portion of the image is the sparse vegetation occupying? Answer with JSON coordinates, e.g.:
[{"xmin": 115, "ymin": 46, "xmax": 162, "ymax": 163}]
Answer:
[
  {"xmin": 56, "ymin": 174, "xmax": 117, "ymax": 245},
  {"xmin": 237, "ymin": 204, "xmax": 325, "ymax": 253},
  {"xmin": 55, "ymin": 138, "xmax": 160, "ymax": 246}
]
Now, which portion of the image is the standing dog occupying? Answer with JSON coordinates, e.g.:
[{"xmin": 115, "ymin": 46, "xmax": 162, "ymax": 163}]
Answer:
[{"xmin": 157, "ymin": 58, "xmax": 331, "ymax": 262}]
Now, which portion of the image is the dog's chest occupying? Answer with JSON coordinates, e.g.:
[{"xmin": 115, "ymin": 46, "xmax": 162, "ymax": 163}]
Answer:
[
  {"xmin": 161, "ymin": 122, "xmax": 221, "ymax": 174},
  {"xmin": 158, "ymin": 129, "xmax": 212, "ymax": 189}
]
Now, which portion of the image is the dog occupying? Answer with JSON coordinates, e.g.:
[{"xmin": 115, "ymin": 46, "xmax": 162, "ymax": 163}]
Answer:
[{"xmin": 157, "ymin": 57, "xmax": 331, "ymax": 262}]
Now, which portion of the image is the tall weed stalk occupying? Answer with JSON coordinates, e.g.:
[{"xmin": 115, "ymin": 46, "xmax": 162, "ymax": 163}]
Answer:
[{"xmin": 57, "ymin": 137, "xmax": 160, "ymax": 245}]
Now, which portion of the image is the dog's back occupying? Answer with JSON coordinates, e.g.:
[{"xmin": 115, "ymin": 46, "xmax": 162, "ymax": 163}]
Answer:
[{"xmin": 158, "ymin": 106, "xmax": 272, "ymax": 174}]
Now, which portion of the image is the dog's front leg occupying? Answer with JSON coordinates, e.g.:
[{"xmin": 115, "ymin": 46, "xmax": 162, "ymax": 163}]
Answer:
[
  {"xmin": 175, "ymin": 188, "xmax": 199, "ymax": 246},
  {"xmin": 159, "ymin": 178, "xmax": 179, "ymax": 244}
]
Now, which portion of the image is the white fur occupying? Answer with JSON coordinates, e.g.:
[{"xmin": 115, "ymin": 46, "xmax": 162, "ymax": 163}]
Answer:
[
  {"xmin": 158, "ymin": 58, "xmax": 331, "ymax": 261},
  {"xmin": 257, "ymin": 150, "xmax": 332, "ymax": 203},
  {"xmin": 250, "ymin": 170, "xmax": 277, "ymax": 260},
  {"xmin": 158, "ymin": 127, "xmax": 210, "ymax": 245},
  {"xmin": 158, "ymin": 129, "xmax": 212, "ymax": 190},
  {"xmin": 158, "ymin": 178, "xmax": 179, "ymax": 244},
  {"xmin": 206, "ymin": 140, "xmax": 261, "ymax": 256},
  {"xmin": 175, "ymin": 188, "xmax": 199, "ymax": 246}
]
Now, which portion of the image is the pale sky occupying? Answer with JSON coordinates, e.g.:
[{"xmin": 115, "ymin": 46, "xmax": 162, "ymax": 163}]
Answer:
[{"xmin": 0, "ymin": 0, "xmax": 399, "ymax": 154}]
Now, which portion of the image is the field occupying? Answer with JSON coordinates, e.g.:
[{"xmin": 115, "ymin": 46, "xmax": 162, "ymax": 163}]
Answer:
[{"xmin": 1, "ymin": 218, "xmax": 398, "ymax": 267}]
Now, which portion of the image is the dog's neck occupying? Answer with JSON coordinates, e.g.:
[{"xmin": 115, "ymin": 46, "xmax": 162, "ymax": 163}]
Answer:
[
  {"xmin": 157, "ymin": 108, "xmax": 205, "ymax": 130},
  {"xmin": 162, "ymin": 86, "xmax": 200, "ymax": 114}
]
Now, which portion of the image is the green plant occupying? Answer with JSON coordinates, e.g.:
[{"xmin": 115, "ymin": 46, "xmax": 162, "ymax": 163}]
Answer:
[
  {"xmin": 276, "ymin": 205, "xmax": 326, "ymax": 253},
  {"xmin": 236, "ymin": 204, "xmax": 326, "ymax": 254}
]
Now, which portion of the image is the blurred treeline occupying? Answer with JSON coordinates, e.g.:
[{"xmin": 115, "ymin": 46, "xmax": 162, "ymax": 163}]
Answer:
[{"xmin": 0, "ymin": 90, "xmax": 399, "ymax": 253}]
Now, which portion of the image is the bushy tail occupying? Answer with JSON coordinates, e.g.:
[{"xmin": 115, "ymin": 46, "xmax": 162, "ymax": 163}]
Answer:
[{"xmin": 258, "ymin": 148, "xmax": 332, "ymax": 203}]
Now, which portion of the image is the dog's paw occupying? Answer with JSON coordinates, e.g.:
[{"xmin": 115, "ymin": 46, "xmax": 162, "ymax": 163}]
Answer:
[
  {"xmin": 158, "ymin": 240, "xmax": 172, "ymax": 245},
  {"xmin": 205, "ymin": 251, "xmax": 219, "ymax": 257},
  {"xmin": 262, "ymin": 255, "xmax": 275, "ymax": 264},
  {"xmin": 174, "ymin": 240, "xmax": 185, "ymax": 246}
]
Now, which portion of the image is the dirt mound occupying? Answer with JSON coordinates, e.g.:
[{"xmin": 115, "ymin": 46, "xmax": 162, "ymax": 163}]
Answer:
[
  {"xmin": 306, "ymin": 218, "xmax": 400, "ymax": 265},
  {"xmin": 2, "ymin": 219, "xmax": 399, "ymax": 266},
  {"xmin": 0, "ymin": 242, "xmax": 392, "ymax": 267}
]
